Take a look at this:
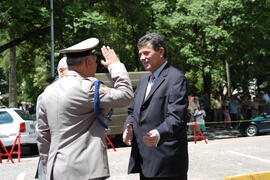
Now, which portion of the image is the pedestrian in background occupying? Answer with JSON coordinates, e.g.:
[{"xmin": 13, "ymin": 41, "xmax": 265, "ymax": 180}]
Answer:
[
  {"xmin": 251, "ymin": 95, "xmax": 259, "ymax": 116},
  {"xmin": 194, "ymin": 104, "xmax": 206, "ymax": 132},
  {"xmin": 187, "ymin": 95, "xmax": 200, "ymax": 134},
  {"xmin": 257, "ymin": 91, "xmax": 268, "ymax": 115},
  {"xmin": 212, "ymin": 95, "xmax": 223, "ymax": 127},
  {"xmin": 199, "ymin": 93, "xmax": 211, "ymax": 122},
  {"xmin": 266, "ymin": 90, "xmax": 270, "ymax": 114},
  {"xmin": 188, "ymin": 95, "xmax": 200, "ymax": 115},
  {"xmin": 229, "ymin": 94, "xmax": 239, "ymax": 128},
  {"xmin": 223, "ymin": 96, "xmax": 232, "ymax": 129},
  {"xmin": 37, "ymin": 38, "xmax": 133, "ymax": 180},
  {"xmin": 123, "ymin": 32, "xmax": 189, "ymax": 180}
]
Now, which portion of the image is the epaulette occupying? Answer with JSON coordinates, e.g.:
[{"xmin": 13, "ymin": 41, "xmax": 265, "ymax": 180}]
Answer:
[{"xmin": 85, "ymin": 77, "xmax": 97, "ymax": 82}]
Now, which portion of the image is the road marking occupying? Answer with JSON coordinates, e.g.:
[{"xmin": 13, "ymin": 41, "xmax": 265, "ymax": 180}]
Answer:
[
  {"xmin": 16, "ymin": 172, "xmax": 25, "ymax": 180},
  {"xmin": 228, "ymin": 150, "xmax": 270, "ymax": 164}
]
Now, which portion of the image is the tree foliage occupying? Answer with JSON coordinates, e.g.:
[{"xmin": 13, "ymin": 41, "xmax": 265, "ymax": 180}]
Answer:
[{"xmin": 0, "ymin": 0, "xmax": 270, "ymax": 106}]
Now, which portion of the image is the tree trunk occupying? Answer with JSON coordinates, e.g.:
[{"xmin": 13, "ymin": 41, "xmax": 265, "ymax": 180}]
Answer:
[
  {"xmin": 202, "ymin": 68, "xmax": 212, "ymax": 97},
  {"xmin": 8, "ymin": 32, "xmax": 17, "ymax": 108}
]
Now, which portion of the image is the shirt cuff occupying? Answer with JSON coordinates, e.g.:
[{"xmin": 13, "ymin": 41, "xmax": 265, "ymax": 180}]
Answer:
[
  {"xmin": 107, "ymin": 61, "xmax": 122, "ymax": 71},
  {"xmin": 153, "ymin": 129, "xmax": 160, "ymax": 147}
]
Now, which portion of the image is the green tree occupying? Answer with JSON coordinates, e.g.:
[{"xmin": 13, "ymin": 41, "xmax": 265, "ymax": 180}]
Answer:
[{"xmin": 1, "ymin": 0, "xmax": 270, "ymax": 107}]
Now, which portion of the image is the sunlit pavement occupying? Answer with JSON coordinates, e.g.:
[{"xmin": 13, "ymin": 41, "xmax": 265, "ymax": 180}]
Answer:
[{"xmin": 1, "ymin": 133, "xmax": 269, "ymax": 180}]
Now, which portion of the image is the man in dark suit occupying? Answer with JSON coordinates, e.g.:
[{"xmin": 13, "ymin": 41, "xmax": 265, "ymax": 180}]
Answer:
[{"xmin": 123, "ymin": 33, "xmax": 189, "ymax": 180}]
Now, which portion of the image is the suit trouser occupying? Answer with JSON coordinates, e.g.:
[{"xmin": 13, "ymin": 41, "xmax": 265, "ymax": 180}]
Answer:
[{"xmin": 140, "ymin": 172, "xmax": 187, "ymax": 180}]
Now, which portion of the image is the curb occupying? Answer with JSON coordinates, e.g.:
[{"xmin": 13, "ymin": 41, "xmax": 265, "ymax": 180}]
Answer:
[{"xmin": 224, "ymin": 171, "xmax": 270, "ymax": 180}]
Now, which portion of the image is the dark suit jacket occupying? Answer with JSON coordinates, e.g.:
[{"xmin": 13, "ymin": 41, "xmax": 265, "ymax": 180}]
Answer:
[{"xmin": 126, "ymin": 63, "xmax": 189, "ymax": 178}]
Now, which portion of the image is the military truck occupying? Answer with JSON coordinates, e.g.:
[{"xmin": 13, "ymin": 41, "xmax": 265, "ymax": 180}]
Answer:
[{"xmin": 95, "ymin": 71, "xmax": 148, "ymax": 138}]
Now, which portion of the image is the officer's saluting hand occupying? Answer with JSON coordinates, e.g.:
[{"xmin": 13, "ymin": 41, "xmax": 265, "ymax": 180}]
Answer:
[{"xmin": 101, "ymin": 46, "xmax": 120, "ymax": 67}]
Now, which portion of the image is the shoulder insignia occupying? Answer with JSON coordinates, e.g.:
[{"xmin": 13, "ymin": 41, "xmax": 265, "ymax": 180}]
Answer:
[{"xmin": 99, "ymin": 84, "xmax": 108, "ymax": 94}]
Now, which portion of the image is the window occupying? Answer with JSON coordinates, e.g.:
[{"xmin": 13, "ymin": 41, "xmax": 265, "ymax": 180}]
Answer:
[
  {"xmin": 0, "ymin": 111, "xmax": 13, "ymax": 124},
  {"xmin": 15, "ymin": 109, "xmax": 35, "ymax": 121}
]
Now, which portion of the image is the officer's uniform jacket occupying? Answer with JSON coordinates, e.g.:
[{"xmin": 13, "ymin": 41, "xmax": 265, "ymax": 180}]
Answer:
[{"xmin": 37, "ymin": 62, "xmax": 133, "ymax": 180}]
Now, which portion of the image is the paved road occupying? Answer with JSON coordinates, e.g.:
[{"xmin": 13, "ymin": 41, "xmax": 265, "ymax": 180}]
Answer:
[
  {"xmin": 188, "ymin": 135, "xmax": 270, "ymax": 180},
  {"xmin": 0, "ymin": 134, "xmax": 269, "ymax": 180}
]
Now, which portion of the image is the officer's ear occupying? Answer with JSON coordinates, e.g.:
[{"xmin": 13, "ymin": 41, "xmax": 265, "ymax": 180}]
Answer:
[{"xmin": 84, "ymin": 57, "xmax": 92, "ymax": 68}]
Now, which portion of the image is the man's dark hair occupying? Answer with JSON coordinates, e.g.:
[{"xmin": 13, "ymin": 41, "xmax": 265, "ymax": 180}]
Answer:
[{"xmin": 137, "ymin": 32, "xmax": 167, "ymax": 58}]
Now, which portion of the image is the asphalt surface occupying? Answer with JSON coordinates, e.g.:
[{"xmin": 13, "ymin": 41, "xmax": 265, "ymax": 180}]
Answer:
[{"xmin": 0, "ymin": 128, "xmax": 269, "ymax": 180}]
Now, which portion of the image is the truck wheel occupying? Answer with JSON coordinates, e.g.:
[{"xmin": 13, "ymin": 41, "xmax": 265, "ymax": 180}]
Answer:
[{"xmin": 29, "ymin": 144, "xmax": 39, "ymax": 155}]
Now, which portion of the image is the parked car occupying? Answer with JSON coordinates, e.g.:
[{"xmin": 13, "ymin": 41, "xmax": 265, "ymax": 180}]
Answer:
[
  {"xmin": 238, "ymin": 113, "xmax": 270, "ymax": 137},
  {"xmin": 0, "ymin": 107, "xmax": 38, "ymax": 154}
]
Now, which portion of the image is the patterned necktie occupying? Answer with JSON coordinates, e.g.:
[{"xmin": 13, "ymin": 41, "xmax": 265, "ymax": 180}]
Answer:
[{"xmin": 145, "ymin": 74, "xmax": 155, "ymax": 100}]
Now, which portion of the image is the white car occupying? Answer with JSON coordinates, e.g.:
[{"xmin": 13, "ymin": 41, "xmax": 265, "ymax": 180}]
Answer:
[{"xmin": 0, "ymin": 107, "xmax": 38, "ymax": 155}]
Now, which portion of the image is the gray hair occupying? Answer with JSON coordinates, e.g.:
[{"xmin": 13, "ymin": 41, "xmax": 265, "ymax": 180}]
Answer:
[{"xmin": 57, "ymin": 57, "xmax": 68, "ymax": 74}]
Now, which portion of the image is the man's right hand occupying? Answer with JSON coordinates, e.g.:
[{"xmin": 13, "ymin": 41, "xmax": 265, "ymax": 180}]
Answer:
[
  {"xmin": 100, "ymin": 46, "xmax": 120, "ymax": 68},
  {"xmin": 123, "ymin": 124, "xmax": 133, "ymax": 146}
]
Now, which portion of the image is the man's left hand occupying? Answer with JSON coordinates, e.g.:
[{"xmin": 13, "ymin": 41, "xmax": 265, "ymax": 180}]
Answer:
[{"xmin": 143, "ymin": 130, "xmax": 159, "ymax": 147}]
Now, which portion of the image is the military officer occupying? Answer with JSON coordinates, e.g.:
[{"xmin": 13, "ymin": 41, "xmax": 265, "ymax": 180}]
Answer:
[{"xmin": 37, "ymin": 38, "xmax": 133, "ymax": 180}]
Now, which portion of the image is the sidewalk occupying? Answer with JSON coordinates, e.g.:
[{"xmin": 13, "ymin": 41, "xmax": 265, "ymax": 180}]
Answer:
[
  {"xmin": 187, "ymin": 126, "xmax": 241, "ymax": 142},
  {"xmin": 110, "ymin": 125, "xmax": 242, "ymax": 147}
]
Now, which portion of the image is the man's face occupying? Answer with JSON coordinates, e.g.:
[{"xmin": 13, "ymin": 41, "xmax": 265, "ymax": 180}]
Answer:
[{"xmin": 138, "ymin": 43, "xmax": 165, "ymax": 73}]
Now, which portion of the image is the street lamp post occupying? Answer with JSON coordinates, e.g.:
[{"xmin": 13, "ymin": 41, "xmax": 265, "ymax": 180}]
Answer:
[{"xmin": 50, "ymin": 0, "xmax": 55, "ymax": 77}]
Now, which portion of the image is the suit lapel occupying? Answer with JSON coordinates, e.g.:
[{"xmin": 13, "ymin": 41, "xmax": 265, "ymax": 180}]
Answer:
[{"xmin": 143, "ymin": 63, "xmax": 170, "ymax": 103}]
